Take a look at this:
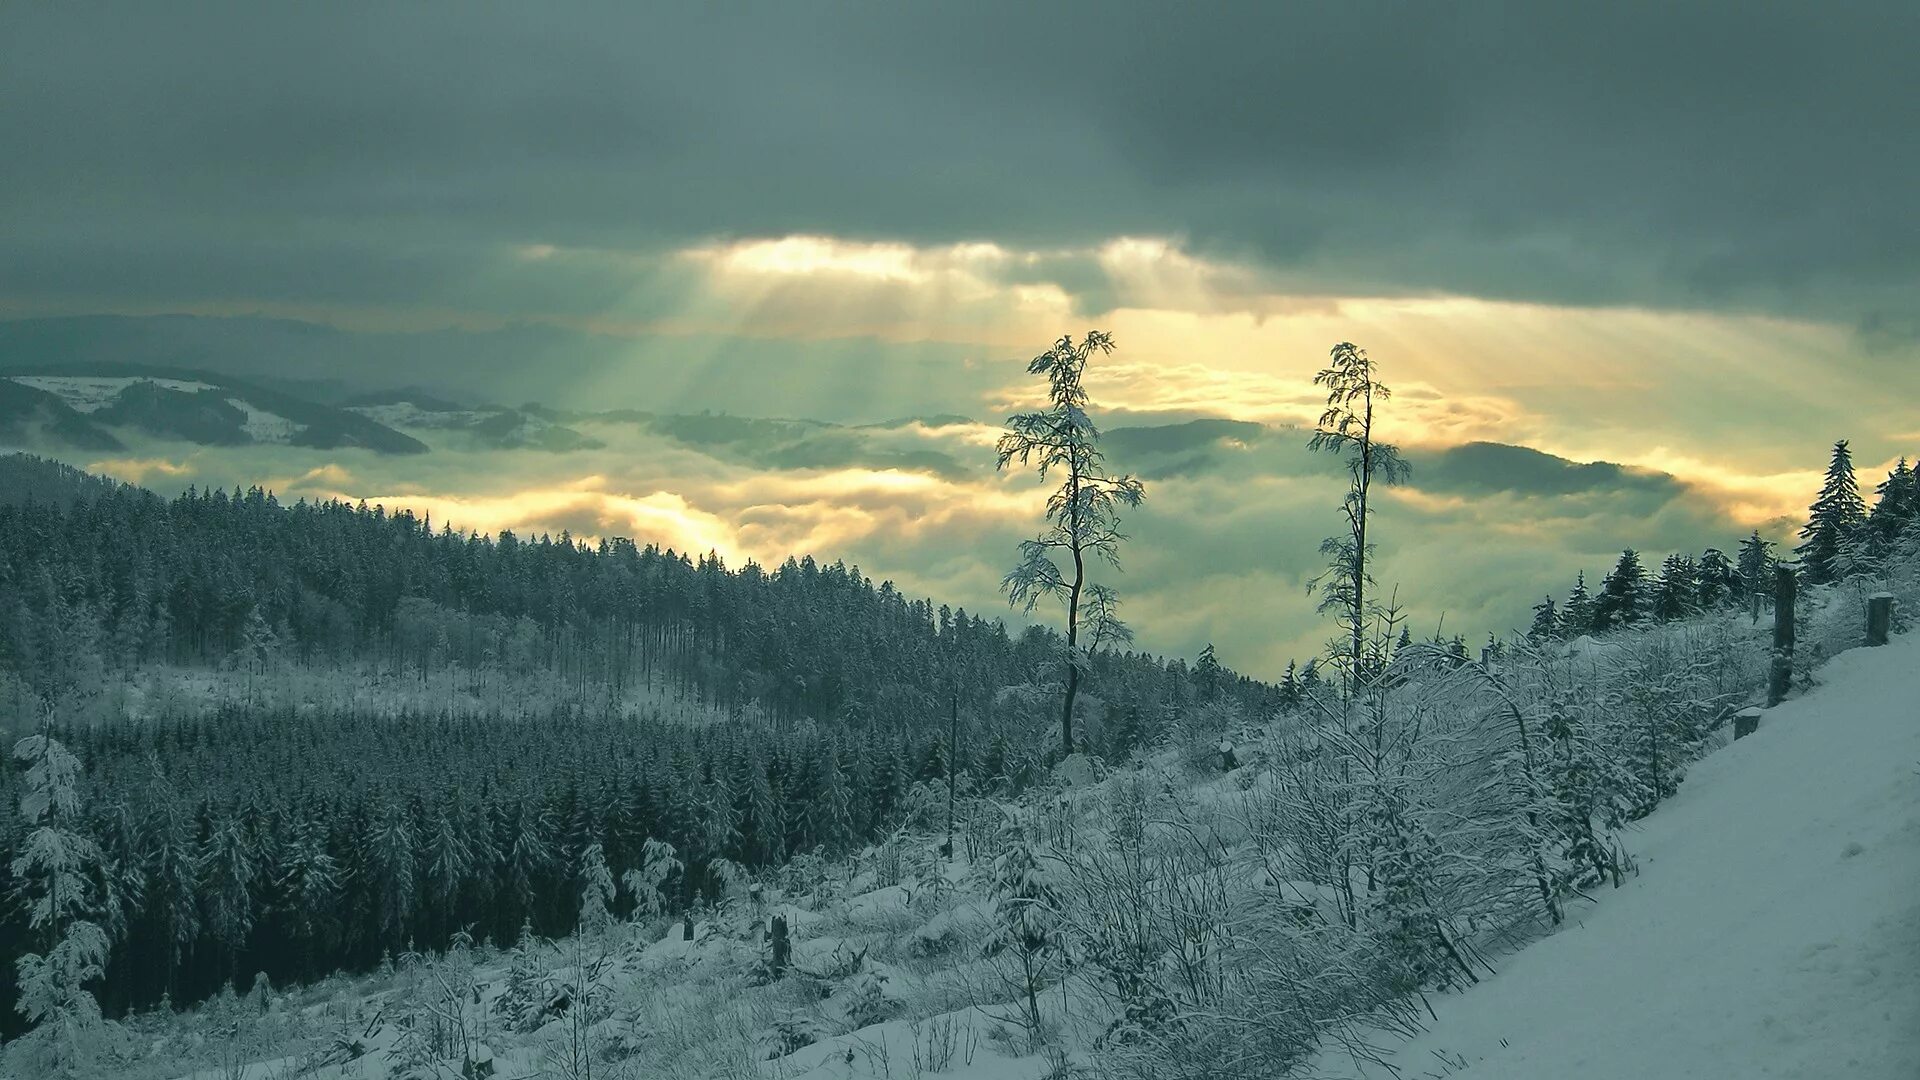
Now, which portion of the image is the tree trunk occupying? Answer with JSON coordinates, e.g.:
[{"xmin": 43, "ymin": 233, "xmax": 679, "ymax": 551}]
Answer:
[
  {"xmin": 1767, "ymin": 566, "xmax": 1796, "ymax": 706},
  {"xmin": 942, "ymin": 693, "xmax": 958, "ymax": 860},
  {"xmin": 1062, "ymin": 474, "xmax": 1084, "ymax": 760}
]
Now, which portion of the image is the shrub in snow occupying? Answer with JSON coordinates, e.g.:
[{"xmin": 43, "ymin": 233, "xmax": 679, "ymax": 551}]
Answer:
[
  {"xmin": 984, "ymin": 825, "xmax": 1063, "ymax": 1036},
  {"xmin": 496, "ymin": 921, "xmax": 549, "ymax": 1033},
  {"xmin": 841, "ymin": 969, "xmax": 895, "ymax": 1031},
  {"xmin": 764, "ymin": 1009, "xmax": 825, "ymax": 1059}
]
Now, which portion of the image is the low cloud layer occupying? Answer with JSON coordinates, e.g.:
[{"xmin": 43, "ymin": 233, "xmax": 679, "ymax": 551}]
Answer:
[{"xmin": 57, "ymin": 406, "xmax": 1799, "ymax": 678}]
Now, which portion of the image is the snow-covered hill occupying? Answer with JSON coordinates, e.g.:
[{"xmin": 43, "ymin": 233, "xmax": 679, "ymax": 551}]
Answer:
[
  {"xmin": 19, "ymin": 617, "xmax": 1915, "ymax": 1080},
  {"xmin": 0, "ymin": 368, "xmax": 428, "ymax": 453},
  {"xmin": 1321, "ymin": 632, "xmax": 1920, "ymax": 1079}
]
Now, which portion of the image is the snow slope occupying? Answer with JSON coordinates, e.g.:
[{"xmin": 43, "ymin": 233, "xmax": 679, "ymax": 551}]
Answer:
[
  {"xmin": 8, "ymin": 374, "xmax": 218, "ymax": 410},
  {"xmin": 1325, "ymin": 633, "xmax": 1920, "ymax": 1080}
]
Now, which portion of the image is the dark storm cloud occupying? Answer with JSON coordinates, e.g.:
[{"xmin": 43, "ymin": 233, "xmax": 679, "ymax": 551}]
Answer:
[{"xmin": 3, "ymin": 3, "xmax": 1913, "ymax": 327}]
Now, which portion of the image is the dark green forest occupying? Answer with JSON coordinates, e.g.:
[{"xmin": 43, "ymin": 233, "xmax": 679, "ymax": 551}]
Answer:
[{"xmin": 0, "ymin": 454, "xmax": 1267, "ymax": 1027}]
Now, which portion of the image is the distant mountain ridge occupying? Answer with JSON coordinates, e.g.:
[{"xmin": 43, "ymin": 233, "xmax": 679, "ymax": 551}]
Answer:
[{"xmin": 0, "ymin": 361, "xmax": 428, "ymax": 454}]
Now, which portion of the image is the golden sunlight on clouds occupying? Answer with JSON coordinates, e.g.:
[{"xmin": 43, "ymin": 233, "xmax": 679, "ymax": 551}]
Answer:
[
  {"xmin": 351, "ymin": 487, "xmax": 742, "ymax": 562},
  {"xmin": 84, "ymin": 456, "xmax": 195, "ymax": 483},
  {"xmin": 498, "ymin": 232, "xmax": 1899, "ymax": 539},
  {"xmin": 685, "ymin": 235, "xmax": 933, "ymax": 282}
]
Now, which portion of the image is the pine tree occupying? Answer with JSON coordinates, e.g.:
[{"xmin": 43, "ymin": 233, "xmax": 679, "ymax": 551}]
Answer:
[
  {"xmin": 1871, "ymin": 458, "xmax": 1918, "ymax": 539},
  {"xmin": 200, "ymin": 814, "xmax": 258, "ymax": 970},
  {"xmin": 504, "ymin": 799, "xmax": 553, "ymax": 933},
  {"xmin": 1797, "ymin": 439, "xmax": 1867, "ymax": 584},
  {"xmin": 1298, "ymin": 659, "xmax": 1324, "ymax": 699},
  {"xmin": 1736, "ymin": 531, "xmax": 1776, "ymax": 618},
  {"xmin": 143, "ymin": 761, "xmax": 201, "ymax": 996},
  {"xmin": 366, "ymin": 800, "xmax": 415, "ymax": 945},
  {"xmin": 497, "ymin": 919, "xmax": 547, "ymax": 1033},
  {"xmin": 1850, "ymin": 458, "xmax": 1920, "ymax": 577},
  {"xmin": 621, "ymin": 838, "xmax": 682, "ymax": 921},
  {"xmin": 577, "ymin": 840, "xmax": 616, "ymax": 934},
  {"xmin": 812, "ymin": 747, "xmax": 855, "ymax": 852},
  {"xmin": 1696, "ymin": 548, "xmax": 1736, "ymax": 609},
  {"xmin": 11, "ymin": 728, "xmax": 113, "ymax": 1066},
  {"xmin": 1192, "ymin": 643, "xmax": 1222, "ymax": 702},
  {"xmin": 275, "ymin": 812, "xmax": 339, "ymax": 974},
  {"xmin": 1593, "ymin": 550, "xmax": 1649, "ymax": 631},
  {"xmin": 1557, "ymin": 571, "xmax": 1596, "ymax": 638},
  {"xmin": 987, "ymin": 829, "xmax": 1060, "ymax": 1034},
  {"xmin": 1527, "ymin": 596, "xmax": 1559, "ymax": 642},
  {"xmin": 1651, "ymin": 554, "xmax": 1696, "ymax": 623},
  {"xmin": 997, "ymin": 330, "xmax": 1146, "ymax": 759},
  {"xmin": 424, "ymin": 801, "xmax": 469, "ymax": 897}
]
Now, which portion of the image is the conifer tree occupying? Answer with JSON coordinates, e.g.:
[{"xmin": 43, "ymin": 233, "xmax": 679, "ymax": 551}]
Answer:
[
  {"xmin": 1696, "ymin": 548, "xmax": 1736, "ymax": 609},
  {"xmin": 1557, "ymin": 571, "xmax": 1596, "ymax": 637},
  {"xmin": 1871, "ymin": 458, "xmax": 1918, "ymax": 538},
  {"xmin": 997, "ymin": 331, "xmax": 1146, "ymax": 759},
  {"xmin": 622, "ymin": 839, "xmax": 682, "ymax": 922},
  {"xmin": 1850, "ymin": 458, "xmax": 1920, "ymax": 576},
  {"xmin": 1651, "ymin": 554, "xmax": 1696, "ymax": 622},
  {"xmin": 1527, "ymin": 596, "xmax": 1559, "ymax": 642},
  {"xmin": 366, "ymin": 801, "xmax": 415, "ymax": 946},
  {"xmin": 577, "ymin": 840, "xmax": 616, "ymax": 934},
  {"xmin": 1592, "ymin": 550, "xmax": 1649, "ymax": 631},
  {"xmin": 200, "ymin": 815, "xmax": 259, "ymax": 972},
  {"xmin": 275, "ymin": 812, "xmax": 339, "ymax": 975},
  {"xmin": 1192, "ymin": 643, "xmax": 1222, "ymax": 702},
  {"xmin": 1797, "ymin": 439, "xmax": 1867, "ymax": 584},
  {"xmin": 1736, "ymin": 531, "xmax": 1776, "ymax": 619},
  {"xmin": 987, "ymin": 829, "xmax": 1060, "ymax": 1035},
  {"xmin": 143, "ymin": 760, "xmax": 201, "ymax": 996},
  {"xmin": 11, "ymin": 726, "xmax": 113, "ymax": 1066}
]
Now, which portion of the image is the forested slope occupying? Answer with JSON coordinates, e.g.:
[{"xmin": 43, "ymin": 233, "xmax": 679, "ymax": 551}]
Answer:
[{"xmin": 0, "ymin": 455, "xmax": 1269, "ymax": 1028}]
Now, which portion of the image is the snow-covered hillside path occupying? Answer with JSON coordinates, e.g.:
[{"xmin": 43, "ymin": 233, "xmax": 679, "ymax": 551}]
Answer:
[{"xmin": 1328, "ymin": 632, "xmax": 1920, "ymax": 1079}]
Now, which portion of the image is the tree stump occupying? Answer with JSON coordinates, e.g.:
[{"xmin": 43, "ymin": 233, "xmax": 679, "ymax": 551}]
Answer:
[
  {"xmin": 1734, "ymin": 707, "xmax": 1762, "ymax": 740},
  {"xmin": 1868, "ymin": 593, "xmax": 1893, "ymax": 647},
  {"xmin": 770, "ymin": 914, "xmax": 791, "ymax": 978},
  {"xmin": 1767, "ymin": 565, "xmax": 1796, "ymax": 707}
]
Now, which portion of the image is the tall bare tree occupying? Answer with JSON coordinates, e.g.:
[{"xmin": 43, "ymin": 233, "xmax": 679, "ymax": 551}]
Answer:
[
  {"xmin": 999, "ymin": 331, "xmax": 1145, "ymax": 759},
  {"xmin": 1308, "ymin": 342, "xmax": 1409, "ymax": 697}
]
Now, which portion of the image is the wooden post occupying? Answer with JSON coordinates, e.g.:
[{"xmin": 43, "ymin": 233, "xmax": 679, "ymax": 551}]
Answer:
[
  {"xmin": 1867, "ymin": 593, "xmax": 1893, "ymax": 647},
  {"xmin": 1767, "ymin": 565, "xmax": 1796, "ymax": 707},
  {"xmin": 769, "ymin": 914, "xmax": 790, "ymax": 978},
  {"xmin": 1734, "ymin": 707, "xmax": 1762, "ymax": 740}
]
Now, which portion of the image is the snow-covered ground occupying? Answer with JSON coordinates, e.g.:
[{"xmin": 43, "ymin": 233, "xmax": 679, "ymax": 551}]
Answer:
[
  {"xmin": 34, "ymin": 622, "xmax": 1915, "ymax": 1080},
  {"xmin": 1321, "ymin": 632, "xmax": 1920, "ymax": 1079},
  {"xmin": 8, "ymin": 375, "xmax": 218, "ymax": 410},
  {"xmin": 222, "ymin": 397, "xmax": 302, "ymax": 443}
]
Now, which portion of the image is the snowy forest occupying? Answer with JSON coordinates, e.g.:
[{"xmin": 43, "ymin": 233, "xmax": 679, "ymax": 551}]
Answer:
[{"xmin": 2, "ymin": 336, "xmax": 1917, "ymax": 1080}]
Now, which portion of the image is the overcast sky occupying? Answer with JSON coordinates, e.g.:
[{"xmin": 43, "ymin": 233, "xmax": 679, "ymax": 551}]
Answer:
[{"xmin": 3, "ymin": 3, "xmax": 1916, "ymax": 673}]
